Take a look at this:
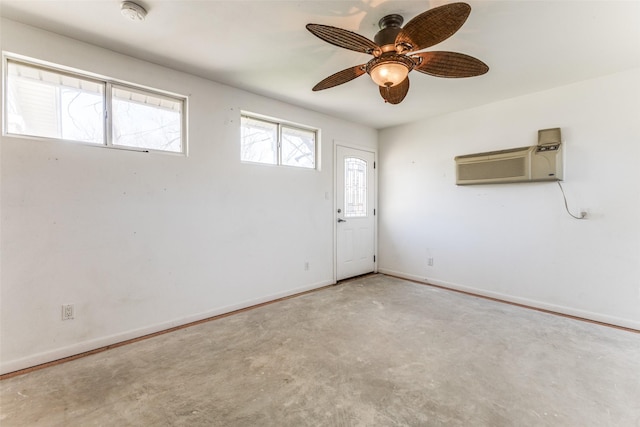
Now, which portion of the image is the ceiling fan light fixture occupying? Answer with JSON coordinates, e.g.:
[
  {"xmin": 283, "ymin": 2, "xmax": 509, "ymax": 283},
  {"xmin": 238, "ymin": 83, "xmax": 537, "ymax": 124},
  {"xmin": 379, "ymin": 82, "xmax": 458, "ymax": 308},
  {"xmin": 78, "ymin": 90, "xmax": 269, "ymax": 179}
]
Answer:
[
  {"xmin": 366, "ymin": 54, "xmax": 414, "ymax": 87},
  {"xmin": 370, "ymin": 62, "xmax": 409, "ymax": 87}
]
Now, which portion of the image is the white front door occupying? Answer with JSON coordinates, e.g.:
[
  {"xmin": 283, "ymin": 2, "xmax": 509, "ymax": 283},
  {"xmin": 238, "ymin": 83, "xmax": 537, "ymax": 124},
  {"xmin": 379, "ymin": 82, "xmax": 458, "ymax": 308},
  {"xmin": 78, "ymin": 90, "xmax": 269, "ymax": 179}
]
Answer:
[{"xmin": 336, "ymin": 145, "xmax": 376, "ymax": 281}]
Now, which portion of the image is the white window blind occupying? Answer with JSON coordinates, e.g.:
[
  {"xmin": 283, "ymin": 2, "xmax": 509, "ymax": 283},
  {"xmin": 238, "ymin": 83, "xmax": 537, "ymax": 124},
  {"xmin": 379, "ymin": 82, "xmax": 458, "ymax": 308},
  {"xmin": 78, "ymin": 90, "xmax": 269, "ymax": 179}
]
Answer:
[{"xmin": 6, "ymin": 60, "xmax": 104, "ymax": 144}]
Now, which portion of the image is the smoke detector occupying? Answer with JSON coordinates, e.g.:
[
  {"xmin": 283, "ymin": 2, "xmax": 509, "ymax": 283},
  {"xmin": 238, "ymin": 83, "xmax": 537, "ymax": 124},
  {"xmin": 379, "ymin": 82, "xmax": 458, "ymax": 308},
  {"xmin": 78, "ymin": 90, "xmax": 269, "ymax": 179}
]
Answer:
[{"xmin": 121, "ymin": 1, "xmax": 147, "ymax": 22}]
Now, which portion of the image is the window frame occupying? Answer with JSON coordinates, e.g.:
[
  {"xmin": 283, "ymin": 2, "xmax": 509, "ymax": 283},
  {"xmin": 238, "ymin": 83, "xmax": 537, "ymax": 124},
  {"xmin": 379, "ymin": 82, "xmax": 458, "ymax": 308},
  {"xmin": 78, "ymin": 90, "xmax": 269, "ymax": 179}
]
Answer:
[
  {"xmin": 3, "ymin": 54, "xmax": 188, "ymax": 155},
  {"xmin": 240, "ymin": 112, "xmax": 319, "ymax": 170}
]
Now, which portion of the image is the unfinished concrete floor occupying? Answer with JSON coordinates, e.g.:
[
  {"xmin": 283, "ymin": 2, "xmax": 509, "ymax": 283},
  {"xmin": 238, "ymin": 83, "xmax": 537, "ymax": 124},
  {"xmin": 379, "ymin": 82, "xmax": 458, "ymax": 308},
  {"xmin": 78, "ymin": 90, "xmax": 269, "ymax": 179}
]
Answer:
[{"xmin": 1, "ymin": 274, "xmax": 639, "ymax": 426}]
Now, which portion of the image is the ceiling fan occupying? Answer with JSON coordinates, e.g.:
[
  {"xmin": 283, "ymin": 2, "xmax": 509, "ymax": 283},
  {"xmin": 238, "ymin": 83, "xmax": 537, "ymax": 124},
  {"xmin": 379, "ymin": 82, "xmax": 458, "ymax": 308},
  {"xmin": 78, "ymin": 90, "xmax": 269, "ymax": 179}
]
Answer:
[{"xmin": 306, "ymin": 2, "xmax": 488, "ymax": 104}]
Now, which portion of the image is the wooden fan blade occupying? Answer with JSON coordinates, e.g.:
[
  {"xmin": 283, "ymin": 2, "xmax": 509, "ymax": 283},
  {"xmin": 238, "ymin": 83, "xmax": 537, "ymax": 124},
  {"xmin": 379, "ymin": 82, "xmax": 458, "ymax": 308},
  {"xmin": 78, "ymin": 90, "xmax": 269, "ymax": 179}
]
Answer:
[
  {"xmin": 395, "ymin": 2, "xmax": 471, "ymax": 53},
  {"xmin": 313, "ymin": 65, "xmax": 367, "ymax": 91},
  {"xmin": 307, "ymin": 24, "xmax": 380, "ymax": 55},
  {"xmin": 379, "ymin": 77, "xmax": 410, "ymax": 104},
  {"xmin": 413, "ymin": 51, "xmax": 489, "ymax": 78}
]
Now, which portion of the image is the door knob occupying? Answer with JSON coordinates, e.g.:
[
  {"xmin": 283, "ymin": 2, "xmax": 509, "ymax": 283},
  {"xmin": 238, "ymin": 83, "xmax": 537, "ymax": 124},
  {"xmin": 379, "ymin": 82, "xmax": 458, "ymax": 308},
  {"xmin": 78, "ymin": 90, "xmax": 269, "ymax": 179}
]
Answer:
[{"xmin": 337, "ymin": 218, "xmax": 347, "ymax": 223}]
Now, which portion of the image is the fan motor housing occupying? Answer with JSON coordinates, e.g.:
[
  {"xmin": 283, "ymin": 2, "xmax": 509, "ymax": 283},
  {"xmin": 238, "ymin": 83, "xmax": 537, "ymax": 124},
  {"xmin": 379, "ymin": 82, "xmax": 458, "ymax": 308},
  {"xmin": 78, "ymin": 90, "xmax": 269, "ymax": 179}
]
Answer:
[{"xmin": 374, "ymin": 14, "xmax": 404, "ymax": 48}]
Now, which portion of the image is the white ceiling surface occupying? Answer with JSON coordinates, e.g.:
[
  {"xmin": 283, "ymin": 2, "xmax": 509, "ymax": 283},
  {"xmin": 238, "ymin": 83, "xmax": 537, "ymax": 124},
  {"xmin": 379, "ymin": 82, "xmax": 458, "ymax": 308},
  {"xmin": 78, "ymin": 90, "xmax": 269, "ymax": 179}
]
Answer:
[{"xmin": 1, "ymin": 1, "xmax": 639, "ymax": 129}]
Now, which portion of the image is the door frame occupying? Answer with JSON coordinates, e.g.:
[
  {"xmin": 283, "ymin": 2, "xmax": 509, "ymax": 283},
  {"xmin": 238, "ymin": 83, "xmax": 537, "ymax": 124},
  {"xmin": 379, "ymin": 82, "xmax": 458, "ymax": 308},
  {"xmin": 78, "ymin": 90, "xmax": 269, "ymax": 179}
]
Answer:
[{"xmin": 333, "ymin": 140, "xmax": 378, "ymax": 283}]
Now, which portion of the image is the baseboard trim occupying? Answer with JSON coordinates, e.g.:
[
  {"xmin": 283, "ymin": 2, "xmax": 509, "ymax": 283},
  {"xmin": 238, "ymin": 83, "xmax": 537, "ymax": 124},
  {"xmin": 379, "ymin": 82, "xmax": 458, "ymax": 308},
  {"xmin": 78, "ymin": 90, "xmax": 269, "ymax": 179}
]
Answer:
[
  {"xmin": 378, "ymin": 268, "xmax": 640, "ymax": 333},
  {"xmin": 0, "ymin": 279, "xmax": 335, "ymax": 379},
  {"xmin": 4, "ymin": 272, "xmax": 637, "ymax": 379}
]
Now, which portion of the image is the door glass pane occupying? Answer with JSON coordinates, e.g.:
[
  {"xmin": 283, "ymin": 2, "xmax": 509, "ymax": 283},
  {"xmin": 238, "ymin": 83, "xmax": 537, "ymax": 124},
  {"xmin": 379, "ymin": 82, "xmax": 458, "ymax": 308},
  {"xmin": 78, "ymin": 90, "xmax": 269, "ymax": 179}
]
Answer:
[
  {"xmin": 344, "ymin": 157, "xmax": 367, "ymax": 218},
  {"xmin": 112, "ymin": 86, "xmax": 183, "ymax": 153},
  {"xmin": 240, "ymin": 116, "xmax": 278, "ymax": 164},
  {"xmin": 6, "ymin": 60, "xmax": 104, "ymax": 144},
  {"xmin": 281, "ymin": 125, "xmax": 315, "ymax": 169}
]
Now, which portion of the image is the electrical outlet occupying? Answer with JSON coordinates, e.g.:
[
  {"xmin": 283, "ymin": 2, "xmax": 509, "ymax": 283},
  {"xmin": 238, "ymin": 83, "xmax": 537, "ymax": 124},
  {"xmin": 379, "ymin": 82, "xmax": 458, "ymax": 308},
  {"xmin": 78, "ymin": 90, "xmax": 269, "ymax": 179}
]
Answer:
[
  {"xmin": 428, "ymin": 257, "xmax": 434, "ymax": 267},
  {"xmin": 62, "ymin": 304, "xmax": 74, "ymax": 320}
]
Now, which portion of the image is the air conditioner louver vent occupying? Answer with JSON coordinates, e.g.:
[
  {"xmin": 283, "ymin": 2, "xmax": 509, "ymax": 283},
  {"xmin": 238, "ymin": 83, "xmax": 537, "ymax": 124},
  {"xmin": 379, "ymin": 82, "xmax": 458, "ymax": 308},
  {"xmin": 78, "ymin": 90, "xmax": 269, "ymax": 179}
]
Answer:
[{"xmin": 458, "ymin": 157, "xmax": 526, "ymax": 181}]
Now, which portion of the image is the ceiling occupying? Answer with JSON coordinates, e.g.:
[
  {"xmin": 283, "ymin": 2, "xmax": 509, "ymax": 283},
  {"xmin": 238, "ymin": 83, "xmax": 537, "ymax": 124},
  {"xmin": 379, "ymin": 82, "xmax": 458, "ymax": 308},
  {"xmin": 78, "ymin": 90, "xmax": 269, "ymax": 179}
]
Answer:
[{"xmin": 1, "ymin": 0, "xmax": 639, "ymax": 129}]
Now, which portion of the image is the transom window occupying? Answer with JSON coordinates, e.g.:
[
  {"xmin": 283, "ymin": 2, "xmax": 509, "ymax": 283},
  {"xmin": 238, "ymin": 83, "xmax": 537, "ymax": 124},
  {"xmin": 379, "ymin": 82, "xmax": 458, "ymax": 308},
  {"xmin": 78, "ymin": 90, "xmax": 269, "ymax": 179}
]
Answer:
[
  {"xmin": 4, "ymin": 57, "xmax": 186, "ymax": 154},
  {"xmin": 240, "ymin": 114, "xmax": 317, "ymax": 169}
]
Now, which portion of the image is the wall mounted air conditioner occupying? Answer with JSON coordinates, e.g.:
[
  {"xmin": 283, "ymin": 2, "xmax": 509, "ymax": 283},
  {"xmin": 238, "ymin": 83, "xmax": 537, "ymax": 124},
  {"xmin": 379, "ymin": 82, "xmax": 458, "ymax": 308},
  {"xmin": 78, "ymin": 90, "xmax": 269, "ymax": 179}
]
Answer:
[{"xmin": 455, "ymin": 128, "xmax": 563, "ymax": 185}]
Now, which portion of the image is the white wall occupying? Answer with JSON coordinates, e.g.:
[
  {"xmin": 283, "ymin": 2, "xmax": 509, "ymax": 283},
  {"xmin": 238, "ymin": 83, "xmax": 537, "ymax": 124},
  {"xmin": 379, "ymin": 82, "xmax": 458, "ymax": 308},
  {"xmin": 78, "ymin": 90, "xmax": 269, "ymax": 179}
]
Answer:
[
  {"xmin": 0, "ymin": 19, "xmax": 377, "ymax": 374},
  {"xmin": 379, "ymin": 68, "xmax": 640, "ymax": 329}
]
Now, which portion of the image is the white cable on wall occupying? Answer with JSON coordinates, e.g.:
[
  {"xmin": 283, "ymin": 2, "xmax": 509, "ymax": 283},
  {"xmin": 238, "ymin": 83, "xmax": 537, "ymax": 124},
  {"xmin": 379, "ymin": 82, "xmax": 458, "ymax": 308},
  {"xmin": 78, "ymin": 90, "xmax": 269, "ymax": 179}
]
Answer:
[{"xmin": 557, "ymin": 182, "xmax": 587, "ymax": 220}]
